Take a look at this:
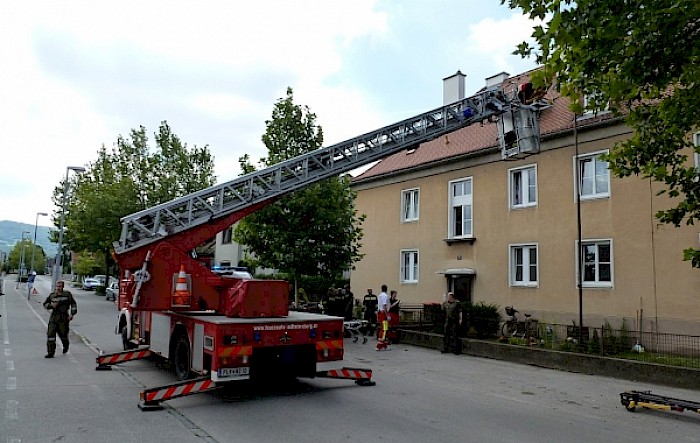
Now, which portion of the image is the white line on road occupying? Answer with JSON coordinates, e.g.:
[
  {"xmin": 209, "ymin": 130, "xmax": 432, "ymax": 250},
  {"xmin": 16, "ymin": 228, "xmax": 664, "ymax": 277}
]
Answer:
[
  {"xmin": 6, "ymin": 360, "xmax": 14, "ymax": 371},
  {"xmin": 6, "ymin": 376, "xmax": 16, "ymax": 391},
  {"xmin": 5, "ymin": 399, "xmax": 18, "ymax": 420}
]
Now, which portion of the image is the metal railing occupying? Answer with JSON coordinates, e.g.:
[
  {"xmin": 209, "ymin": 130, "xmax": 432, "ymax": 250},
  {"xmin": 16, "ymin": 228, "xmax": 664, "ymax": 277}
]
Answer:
[{"xmin": 397, "ymin": 305, "xmax": 700, "ymax": 369}]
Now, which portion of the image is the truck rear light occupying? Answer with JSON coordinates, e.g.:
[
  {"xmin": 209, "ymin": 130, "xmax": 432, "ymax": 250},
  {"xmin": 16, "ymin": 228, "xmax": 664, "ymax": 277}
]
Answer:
[
  {"xmin": 242, "ymin": 355, "xmax": 248, "ymax": 364},
  {"xmin": 322, "ymin": 349, "xmax": 329, "ymax": 358}
]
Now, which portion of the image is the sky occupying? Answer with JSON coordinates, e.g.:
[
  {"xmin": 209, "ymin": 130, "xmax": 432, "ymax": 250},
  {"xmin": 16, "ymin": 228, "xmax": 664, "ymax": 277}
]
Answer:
[{"xmin": 0, "ymin": 0, "xmax": 538, "ymax": 227}]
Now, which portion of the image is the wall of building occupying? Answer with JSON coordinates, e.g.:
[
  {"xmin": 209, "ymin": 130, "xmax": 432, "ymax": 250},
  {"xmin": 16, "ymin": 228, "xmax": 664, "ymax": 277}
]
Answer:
[{"xmin": 352, "ymin": 122, "xmax": 700, "ymax": 335}]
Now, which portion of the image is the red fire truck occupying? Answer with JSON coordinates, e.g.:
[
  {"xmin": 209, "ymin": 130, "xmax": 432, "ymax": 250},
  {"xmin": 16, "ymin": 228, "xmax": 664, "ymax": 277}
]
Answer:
[{"xmin": 95, "ymin": 80, "xmax": 545, "ymax": 409}]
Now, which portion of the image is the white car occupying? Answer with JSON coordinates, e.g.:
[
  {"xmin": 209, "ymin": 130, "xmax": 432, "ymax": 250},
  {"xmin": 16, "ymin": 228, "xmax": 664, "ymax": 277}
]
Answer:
[
  {"xmin": 82, "ymin": 277, "xmax": 100, "ymax": 290},
  {"xmin": 105, "ymin": 281, "xmax": 119, "ymax": 301}
]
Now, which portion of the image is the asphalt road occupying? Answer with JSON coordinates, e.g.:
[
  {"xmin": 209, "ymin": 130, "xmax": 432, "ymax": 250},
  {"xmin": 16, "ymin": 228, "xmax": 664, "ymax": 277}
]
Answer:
[{"xmin": 2, "ymin": 274, "xmax": 700, "ymax": 443}]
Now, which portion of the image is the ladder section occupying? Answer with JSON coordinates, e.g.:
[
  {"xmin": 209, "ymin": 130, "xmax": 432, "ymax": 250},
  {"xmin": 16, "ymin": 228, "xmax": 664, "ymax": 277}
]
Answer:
[{"xmin": 116, "ymin": 87, "xmax": 510, "ymax": 255}]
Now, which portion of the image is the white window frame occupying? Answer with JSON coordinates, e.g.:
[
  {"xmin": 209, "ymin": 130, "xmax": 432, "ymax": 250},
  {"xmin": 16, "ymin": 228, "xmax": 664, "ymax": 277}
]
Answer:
[
  {"xmin": 508, "ymin": 165, "xmax": 538, "ymax": 209},
  {"xmin": 576, "ymin": 239, "xmax": 614, "ymax": 288},
  {"xmin": 509, "ymin": 243, "xmax": 538, "ymax": 287},
  {"xmin": 574, "ymin": 150, "xmax": 610, "ymax": 201},
  {"xmin": 580, "ymin": 92, "xmax": 610, "ymax": 119},
  {"xmin": 448, "ymin": 177, "xmax": 473, "ymax": 239},
  {"xmin": 401, "ymin": 188, "xmax": 420, "ymax": 222},
  {"xmin": 400, "ymin": 249, "xmax": 419, "ymax": 284},
  {"xmin": 221, "ymin": 227, "xmax": 233, "ymax": 244}
]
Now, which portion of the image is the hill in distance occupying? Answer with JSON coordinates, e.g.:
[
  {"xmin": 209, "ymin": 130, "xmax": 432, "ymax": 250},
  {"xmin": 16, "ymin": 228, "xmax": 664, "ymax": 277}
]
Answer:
[{"xmin": 0, "ymin": 220, "xmax": 58, "ymax": 257}]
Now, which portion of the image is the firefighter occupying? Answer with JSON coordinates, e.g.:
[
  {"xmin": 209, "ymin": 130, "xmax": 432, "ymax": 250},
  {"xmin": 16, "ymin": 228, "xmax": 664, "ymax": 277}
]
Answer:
[
  {"xmin": 362, "ymin": 288, "xmax": 378, "ymax": 337},
  {"xmin": 441, "ymin": 292, "xmax": 462, "ymax": 354},
  {"xmin": 43, "ymin": 280, "xmax": 77, "ymax": 358}
]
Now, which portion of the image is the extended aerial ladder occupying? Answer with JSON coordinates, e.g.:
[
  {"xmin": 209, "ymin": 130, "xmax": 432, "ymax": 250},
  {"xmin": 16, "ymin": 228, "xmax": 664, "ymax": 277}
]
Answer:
[{"xmin": 113, "ymin": 84, "xmax": 545, "ymax": 271}]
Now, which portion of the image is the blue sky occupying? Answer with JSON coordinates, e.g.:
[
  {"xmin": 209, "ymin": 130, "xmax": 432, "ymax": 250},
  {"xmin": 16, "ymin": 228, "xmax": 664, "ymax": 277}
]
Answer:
[{"xmin": 0, "ymin": 1, "xmax": 538, "ymax": 226}]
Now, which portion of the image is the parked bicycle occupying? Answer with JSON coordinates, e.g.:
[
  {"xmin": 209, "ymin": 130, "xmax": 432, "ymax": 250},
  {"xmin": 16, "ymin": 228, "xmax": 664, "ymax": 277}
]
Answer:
[{"xmin": 501, "ymin": 306, "xmax": 539, "ymax": 340}]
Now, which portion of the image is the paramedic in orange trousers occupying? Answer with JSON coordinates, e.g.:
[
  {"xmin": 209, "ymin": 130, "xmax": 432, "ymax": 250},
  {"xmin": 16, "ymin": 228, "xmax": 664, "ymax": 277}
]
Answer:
[{"xmin": 376, "ymin": 285, "xmax": 389, "ymax": 350}]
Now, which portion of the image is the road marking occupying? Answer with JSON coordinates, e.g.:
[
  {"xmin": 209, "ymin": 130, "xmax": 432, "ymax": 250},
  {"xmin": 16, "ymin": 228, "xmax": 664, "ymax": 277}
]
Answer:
[
  {"xmin": 1, "ymin": 289, "xmax": 8, "ymax": 345},
  {"xmin": 6, "ymin": 376, "xmax": 16, "ymax": 391},
  {"xmin": 6, "ymin": 360, "xmax": 14, "ymax": 371},
  {"xmin": 3, "ymin": 349, "xmax": 10, "ymax": 357},
  {"xmin": 5, "ymin": 399, "xmax": 19, "ymax": 420}
]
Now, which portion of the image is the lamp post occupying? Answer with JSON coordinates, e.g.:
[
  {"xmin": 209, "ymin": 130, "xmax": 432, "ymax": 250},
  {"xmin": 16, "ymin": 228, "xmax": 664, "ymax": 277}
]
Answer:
[
  {"xmin": 28, "ymin": 212, "xmax": 48, "ymax": 298},
  {"xmin": 16, "ymin": 231, "xmax": 30, "ymax": 289},
  {"xmin": 53, "ymin": 166, "xmax": 86, "ymax": 291}
]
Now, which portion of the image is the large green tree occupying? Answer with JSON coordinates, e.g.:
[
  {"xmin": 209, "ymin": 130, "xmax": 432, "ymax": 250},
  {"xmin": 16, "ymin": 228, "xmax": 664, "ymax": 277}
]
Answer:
[
  {"xmin": 503, "ymin": 0, "xmax": 700, "ymax": 266},
  {"xmin": 6, "ymin": 240, "xmax": 45, "ymax": 274},
  {"xmin": 52, "ymin": 121, "xmax": 216, "ymax": 273},
  {"xmin": 234, "ymin": 87, "xmax": 366, "ymax": 289}
]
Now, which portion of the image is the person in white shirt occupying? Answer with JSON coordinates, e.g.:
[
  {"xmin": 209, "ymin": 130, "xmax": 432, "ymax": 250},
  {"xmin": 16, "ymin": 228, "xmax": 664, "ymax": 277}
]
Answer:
[{"xmin": 376, "ymin": 285, "xmax": 390, "ymax": 350}]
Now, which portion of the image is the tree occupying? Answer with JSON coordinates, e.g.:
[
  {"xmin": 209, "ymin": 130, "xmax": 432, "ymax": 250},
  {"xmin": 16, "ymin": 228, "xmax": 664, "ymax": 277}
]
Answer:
[
  {"xmin": 234, "ymin": 88, "xmax": 366, "ymax": 294},
  {"xmin": 503, "ymin": 0, "xmax": 700, "ymax": 266},
  {"xmin": 52, "ymin": 121, "xmax": 216, "ymax": 274}
]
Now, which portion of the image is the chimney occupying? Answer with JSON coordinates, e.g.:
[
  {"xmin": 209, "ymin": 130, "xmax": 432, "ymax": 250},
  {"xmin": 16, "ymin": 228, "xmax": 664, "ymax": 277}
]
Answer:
[
  {"xmin": 485, "ymin": 72, "xmax": 510, "ymax": 88},
  {"xmin": 443, "ymin": 70, "xmax": 466, "ymax": 105}
]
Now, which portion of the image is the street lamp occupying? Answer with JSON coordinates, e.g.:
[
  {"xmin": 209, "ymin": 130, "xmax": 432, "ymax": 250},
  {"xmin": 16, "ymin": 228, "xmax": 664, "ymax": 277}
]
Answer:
[
  {"xmin": 28, "ymin": 212, "xmax": 48, "ymax": 298},
  {"xmin": 16, "ymin": 231, "xmax": 30, "ymax": 289},
  {"xmin": 53, "ymin": 166, "xmax": 86, "ymax": 291}
]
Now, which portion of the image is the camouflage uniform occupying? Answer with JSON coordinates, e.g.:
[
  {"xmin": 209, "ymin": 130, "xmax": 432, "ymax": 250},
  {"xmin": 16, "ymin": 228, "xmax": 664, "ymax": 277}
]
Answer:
[
  {"xmin": 442, "ymin": 296, "xmax": 462, "ymax": 354},
  {"xmin": 43, "ymin": 284, "xmax": 77, "ymax": 358}
]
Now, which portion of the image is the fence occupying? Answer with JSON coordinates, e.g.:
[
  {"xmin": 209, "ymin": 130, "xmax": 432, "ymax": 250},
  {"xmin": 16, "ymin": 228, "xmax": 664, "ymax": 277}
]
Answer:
[{"xmin": 398, "ymin": 305, "xmax": 700, "ymax": 369}]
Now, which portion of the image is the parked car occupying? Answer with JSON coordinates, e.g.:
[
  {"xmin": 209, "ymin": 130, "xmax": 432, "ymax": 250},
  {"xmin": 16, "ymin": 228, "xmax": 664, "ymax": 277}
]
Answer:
[
  {"xmin": 82, "ymin": 277, "xmax": 100, "ymax": 291},
  {"xmin": 105, "ymin": 281, "xmax": 119, "ymax": 301},
  {"xmin": 93, "ymin": 275, "xmax": 107, "ymax": 286}
]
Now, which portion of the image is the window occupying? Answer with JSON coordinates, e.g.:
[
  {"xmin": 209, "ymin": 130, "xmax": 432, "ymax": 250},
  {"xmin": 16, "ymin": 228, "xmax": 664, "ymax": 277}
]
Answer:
[
  {"xmin": 509, "ymin": 165, "xmax": 537, "ymax": 208},
  {"xmin": 580, "ymin": 92, "xmax": 610, "ymax": 118},
  {"xmin": 449, "ymin": 178, "xmax": 473, "ymax": 238},
  {"xmin": 222, "ymin": 227, "xmax": 233, "ymax": 244},
  {"xmin": 400, "ymin": 250, "xmax": 419, "ymax": 283},
  {"xmin": 575, "ymin": 151, "xmax": 610, "ymax": 200},
  {"xmin": 401, "ymin": 188, "xmax": 420, "ymax": 222},
  {"xmin": 510, "ymin": 244, "xmax": 538, "ymax": 286},
  {"xmin": 577, "ymin": 239, "xmax": 613, "ymax": 288}
]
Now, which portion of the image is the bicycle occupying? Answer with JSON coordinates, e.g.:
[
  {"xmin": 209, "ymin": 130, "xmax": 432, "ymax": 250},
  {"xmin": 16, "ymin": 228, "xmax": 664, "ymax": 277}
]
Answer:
[{"xmin": 501, "ymin": 306, "xmax": 539, "ymax": 340}]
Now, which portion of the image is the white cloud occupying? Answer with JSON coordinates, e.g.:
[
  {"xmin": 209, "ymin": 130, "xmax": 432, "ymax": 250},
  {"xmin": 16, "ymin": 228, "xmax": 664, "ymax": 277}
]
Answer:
[{"xmin": 0, "ymin": 1, "xmax": 534, "ymax": 227}]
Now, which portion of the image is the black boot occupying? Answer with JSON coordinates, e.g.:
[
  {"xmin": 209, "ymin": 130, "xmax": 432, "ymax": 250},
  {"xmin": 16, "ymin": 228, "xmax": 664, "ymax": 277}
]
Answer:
[
  {"xmin": 44, "ymin": 353, "xmax": 54, "ymax": 358},
  {"xmin": 46, "ymin": 341, "xmax": 56, "ymax": 358},
  {"xmin": 62, "ymin": 343, "xmax": 69, "ymax": 354}
]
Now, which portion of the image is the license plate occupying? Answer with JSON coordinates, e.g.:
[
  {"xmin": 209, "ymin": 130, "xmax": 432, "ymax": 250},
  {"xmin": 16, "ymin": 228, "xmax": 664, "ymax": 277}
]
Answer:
[{"xmin": 218, "ymin": 367, "xmax": 250, "ymax": 378}]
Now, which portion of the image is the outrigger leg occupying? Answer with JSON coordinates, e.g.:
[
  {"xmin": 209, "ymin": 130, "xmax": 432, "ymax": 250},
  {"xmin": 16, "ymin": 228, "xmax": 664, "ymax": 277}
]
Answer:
[
  {"xmin": 95, "ymin": 348, "xmax": 152, "ymax": 371},
  {"xmin": 139, "ymin": 376, "xmax": 218, "ymax": 411},
  {"xmin": 620, "ymin": 390, "xmax": 700, "ymax": 414},
  {"xmin": 314, "ymin": 367, "xmax": 376, "ymax": 386}
]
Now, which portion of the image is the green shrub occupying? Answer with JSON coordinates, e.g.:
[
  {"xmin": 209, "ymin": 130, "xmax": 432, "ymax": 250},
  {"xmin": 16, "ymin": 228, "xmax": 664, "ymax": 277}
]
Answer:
[
  {"xmin": 95, "ymin": 285, "xmax": 106, "ymax": 296},
  {"xmin": 462, "ymin": 301, "xmax": 501, "ymax": 339}
]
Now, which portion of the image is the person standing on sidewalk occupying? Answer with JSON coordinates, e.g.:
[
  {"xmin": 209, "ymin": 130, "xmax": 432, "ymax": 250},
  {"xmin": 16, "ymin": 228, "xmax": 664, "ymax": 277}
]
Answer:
[
  {"xmin": 42, "ymin": 280, "xmax": 77, "ymax": 358},
  {"xmin": 376, "ymin": 284, "xmax": 390, "ymax": 350},
  {"xmin": 442, "ymin": 292, "xmax": 462, "ymax": 354}
]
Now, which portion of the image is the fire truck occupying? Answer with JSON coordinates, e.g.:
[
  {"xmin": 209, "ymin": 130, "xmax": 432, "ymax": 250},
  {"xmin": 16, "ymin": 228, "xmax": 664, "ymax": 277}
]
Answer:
[{"xmin": 95, "ymin": 77, "xmax": 546, "ymax": 409}]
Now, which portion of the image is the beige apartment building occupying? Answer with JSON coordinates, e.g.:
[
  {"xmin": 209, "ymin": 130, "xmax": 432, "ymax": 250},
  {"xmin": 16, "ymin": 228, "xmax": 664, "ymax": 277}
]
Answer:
[{"xmin": 351, "ymin": 69, "xmax": 700, "ymax": 335}]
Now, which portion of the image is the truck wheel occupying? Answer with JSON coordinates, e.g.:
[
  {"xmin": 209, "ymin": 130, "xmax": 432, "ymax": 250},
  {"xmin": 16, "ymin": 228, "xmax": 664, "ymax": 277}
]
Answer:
[
  {"xmin": 121, "ymin": 326, "xmax": 134, "ymax": 351},
  {"xmin": 173, "ymin": 334, "xmax": 191, "ymax": 381}
]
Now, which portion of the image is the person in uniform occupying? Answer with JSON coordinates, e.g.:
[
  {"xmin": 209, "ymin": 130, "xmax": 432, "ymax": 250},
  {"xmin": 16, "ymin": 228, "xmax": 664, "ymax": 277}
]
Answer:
[
  {"xmin": 442, "ymin": 292, "xmax": 462, "ymax": 354},
  {"xmin": 43, "ymin": 280, "xmax": 77, "ymax": 358},
  {"xmin": 362, "ymin": 288, "xmax": 378, "ymax": 337}
]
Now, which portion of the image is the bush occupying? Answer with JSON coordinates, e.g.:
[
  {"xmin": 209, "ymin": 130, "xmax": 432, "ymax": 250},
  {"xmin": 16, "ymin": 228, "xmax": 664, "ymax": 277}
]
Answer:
[
  {"xmin": 423, "ymin": 303, "xmax": 445, "ymax": 333},
  {"xmin": 95, "ymin": 285, "xmax": 106, "ymax": 296},
  {"xmin": 462, "ymin": 301, "xmax": 501, "ymax": 339}
]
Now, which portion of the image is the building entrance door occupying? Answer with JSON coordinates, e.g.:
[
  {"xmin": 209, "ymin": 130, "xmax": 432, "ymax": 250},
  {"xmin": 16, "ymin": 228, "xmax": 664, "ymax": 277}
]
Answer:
[{"xmin": 449, "ymin": 275, "xmax": 473, "ymax": 303}]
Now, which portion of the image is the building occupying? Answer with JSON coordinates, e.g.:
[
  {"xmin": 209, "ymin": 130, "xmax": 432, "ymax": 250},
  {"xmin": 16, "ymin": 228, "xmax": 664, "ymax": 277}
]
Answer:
[{"xmin": 351, "ymin": 69, "xmax": 700, "ymax": 335}]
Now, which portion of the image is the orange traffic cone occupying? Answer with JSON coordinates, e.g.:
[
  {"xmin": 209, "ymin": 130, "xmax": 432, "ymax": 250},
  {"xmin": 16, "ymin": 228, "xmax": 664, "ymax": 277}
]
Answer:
[{"xmin": 172, "ymin": 265, "xmax": 191, "ymax": 306}]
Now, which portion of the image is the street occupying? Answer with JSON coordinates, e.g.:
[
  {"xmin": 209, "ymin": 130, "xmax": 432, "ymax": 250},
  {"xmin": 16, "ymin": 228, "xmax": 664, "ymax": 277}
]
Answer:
[{"xmin": 2, "ymin": 274, "xmax": 700, "ymax": 443}]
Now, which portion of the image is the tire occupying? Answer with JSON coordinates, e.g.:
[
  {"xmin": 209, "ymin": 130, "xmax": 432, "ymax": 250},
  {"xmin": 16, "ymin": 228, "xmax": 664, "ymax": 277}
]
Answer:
[
  {"xmin": 121, "ymin": 325, "xmax": 135, "ymax": 351},
  {"xmin": 173, "ymin": 334, "xmax": 192, "ymax": 381},
  {"xmin": 501, "ymin": 322, "xmax": 513, "ymax": 337}
]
